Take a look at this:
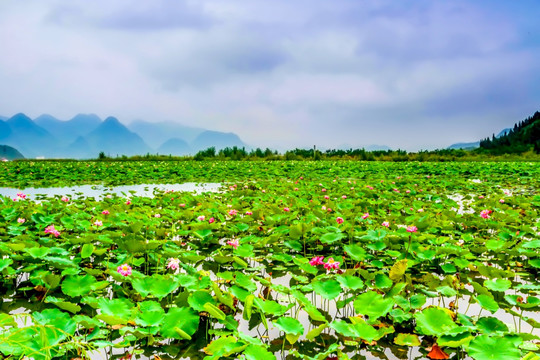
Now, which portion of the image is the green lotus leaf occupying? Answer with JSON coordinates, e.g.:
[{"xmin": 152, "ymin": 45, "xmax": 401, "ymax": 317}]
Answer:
[
  {"xmin": 467, "ymin": 335, "xmax": 521, "ymax": 360},
  {"xmin": 0, "ymin": 258, "xmax": 13, "ymax": 272},
  {"xmin": 188, "ymin": 291, "xmax": 217, "ymax": 311},
  {"xmin": 336, "ymin": 275, "xmax": 364, "ymax": 290},
  {"xmin": 274, "ymin": 317, "xmax": 304, "ymax": 335},
  {"xmin": 394, "ymin": 333, "xmax": 420, "ymax": 346},
  {"xmin": 45, "ymin": 296, "xmax": 81, "ymax": 314},
  {"xmin": 414, "ymin": 307, "xmax": 458, "ymax": 336},
  {"xmin": 438, "ymin": 331, "xmax": 474, "ymax": 347},
  {"xmin": 484, "ymin": 278, "xmax": 512, "ymax": 292},
  {"xmin": 320, "ymin": 232, "xmax": 346, "ymax": 244},
  {"xmin": 375, "ymin": 274, "xmax": 393, "ymax": 290},
  {"xmin": 97, "ymin": 297, "xmax": 134, "ymax": 320},
  {"xmin": 330, "ymin": 319, "xmax": 379, "ymax": 341},
  {"xmin": 132, "ymin": 274, "xmax": 180, "ymax": 299},
  {"xmin": 353, "ymin": 291, "xmax": 394, "ymax": 320},
  {"xmin": 476, "ymin": 295, "xmax": 499, "ymax": 314},
  {"xmin": 160, "ymin": 307, "xmax": 199, "ymax": 339},
  {"xmin": 476, "ymin": 317, "xmax": 509, "ymax": 334},
  {"xmin": 243, "ymin": 344, "xmax": 276, "ymax": 360},
  {"xmin": 312, "ymin": 279, "xmax": 342, "ymax": 300},
  {"xmin": 343, "ymin": 243, "xmax": 367, "ymax": 261},
  {"xmin": 136, "ymin": 301, "xmax": 165, "ymax": 327},
  {"xmin": 81, "ymin": 243, "xmax": 94, "ymax": 258},
  {"xmin": 62, "ymin": 274, "xmax": 97, "ymax": 297}
]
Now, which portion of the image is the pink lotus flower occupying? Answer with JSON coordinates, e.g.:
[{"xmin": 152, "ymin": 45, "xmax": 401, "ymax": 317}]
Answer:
[
  {"xmin": 309, "ymin": 256, "xmax": 325, "ymax": 266},
  {"xmin": 227, "ymin": 238, "xmax": 239, "ymax": 249},
  {"xmin": 417, "ymin": 208, "xmax": 424, "ymax": 212},
  {"xmin": 300, "ymin": 176, "xmax": 304, "ymax": 180},
  {"xmin": 480, "ymin": 209, "xmax": 491, "ymax": 219},
  {"xmin": 93, "ymin": 220, "xmax": 103, "ymax": 227},
  {"xmin": 245, "ymin": 211, "xmax": 253, "ymax": 215},
  {"xmin": 16, "ymin": 192, "xmax": 26, "ymax": 199},
  {"xmin": 197, "ymin": 215, "xmax": 205, "ymax": 221},
  {"xmin": 167, "ymin": 258, "xmax": 180, "ymax": 271},
  {"xmin": 321, "ymin": 188, "xmax": 327, "ymax": 192},
  {"xmin": 262, "ymin": 190, "xmax": 266, "ymax": 193},
  {"xmin": 117, "ymin": 264, "xmax": 132, "ymax": 277},
  {"xmin": 336, "ymin": 217, "xmax": 344, "ymax": 224},
  {"xmin": 209, "ymin": 217, "xmax": 215, "ymax": 223},
  {"xmin": 154, "ymin": 214, "xmax": 161, "ymax": 218},
  {"xmin": 322, "ymin": 206, "xmax": 327, "ymax": 210},
  {"xmin": 406, "ymin": 225, "xmax": 418, "ymax": 233},
  {"xmin": 179, "ymin": 203, "xmax": 186, "ymax": 207},
  {"xmin": 327, "ymin": 207, "xmax": 332, "ymax": 212},
  {"xmin": 499, "ymin": 199, "xmax": 505, "ymax": 203},
  {"xmin": 102, "ymin": 210, "xmax": 110, "ymax": 215},
  {"xmin": 17, "ymin": 218, "xmax": 26, "ymax": 224},
  {"xmin": 478, "ymin": 195, "xmax": 484, "ymax": 199},
  {"xmin": 44, "ymin": 225, "xmax": 61, "ymax": 237},
  {"xmin": 284, "ymin": 207, "xmax": 290, "ymax": 212},
  {"xmin": 324, "ymin": 195, "xmax": 330, "ymax": 200},
  {"xmin": 294, "ymin": 187, "xmax": 299, "ymax": 191},
  {"xmin": 61, "ymin": 196, "xmax": 69, "ymax": 202},
  {"xmin": 382, "ymin": 221, "xmax": 390, "ymax": 227},
  {"xmin": 342, "ymin": 195, "xmax": 347, "ymax": 199},
  {"xmin": 362, "ymin": 213, "xmax": 369, "ymax": 219},
  {"xmin": 126, "ymin": 200, "xmax": 132, "ymax": 205},
  {"xmin": 324, "ymin": 257, "xmax": 340, "ymax": 270},
  {"xmin": 228, "ymin": 209, "xmax": 238, "ymax": 216},
  {"xmin": 406, "ymin": 190, "xmax": 411, "ymax": 193}
]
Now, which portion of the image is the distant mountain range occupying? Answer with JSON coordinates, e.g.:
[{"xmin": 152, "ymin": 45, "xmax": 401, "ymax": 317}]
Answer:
[
  {"xmin": 0, "ymin": 145, "xmax": 24, "ymax": 160},
  {"xmin": 0, "ymin": 113, "xmax": 247, "ymax": 159},
  {"xmin": 447, "ymin": 128, "xmax": 511, "ymax": 150}
]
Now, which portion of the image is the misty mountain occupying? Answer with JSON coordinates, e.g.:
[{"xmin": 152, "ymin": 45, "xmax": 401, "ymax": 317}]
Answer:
[
  {"xmin": 447, "ymin": 127, "xmax": 513, "ymax": 150},
  {"xmin": 1, "ymin": 113, "xmax": 57, "ymax": 158},
  {"xmin": 192, "ymin": 130, "xmax": 246, "ymax": 152},
  {"xmin": 157, "ymin": 138, "xmax": 192, "ymax": 156},
  {"xmin": 35, "ymin": 113, "xmax": 102, "ymax": 145},
  {"xmin": 85, "ymin": 117, "xmax": 152, "ymax": 157},
  {"xmin": 447, "ymin": 141, "xmax": 480, "ymax": 150},
  {"xmin": 0, "ymin": 145, "xmax": 24, "ymax": 160},
  {"xmin": 128, "ymin": 120, "xmax": 204, "ymax": 149},
  {"xmin": 0, "ymin": 116, "xmax": 7, "ymax": 121},
  {"xmin": 65, "ymin": 136, "xmax": 94, "ymax": 159}
]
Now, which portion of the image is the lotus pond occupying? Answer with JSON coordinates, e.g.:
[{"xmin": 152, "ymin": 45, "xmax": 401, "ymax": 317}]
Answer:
[{"xmin": 0, "ymin": 160, "xmax": 539, "ymax": 360}]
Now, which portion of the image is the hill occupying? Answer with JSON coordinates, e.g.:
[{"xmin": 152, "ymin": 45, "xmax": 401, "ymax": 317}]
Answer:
[
  {"xmin": 157, "ymin": 138, "xmax": 192, "ymax": 156},
  {"xmin": 0, "ymin": 145, "xmax": 24, "ymax": 160},
  {"xmin": 1, "ymin": 113, "xmax": 57, "ymax": 157},
  {"xmin": 191, "ymin": 130, "xmax": 246, "ymax": 152},
  {"xmin": 35, "ymin": 113, "xmax": 102, "ymax": 146},
  {"xmin": 479, "ymin": 111, "xmax": 540, "ymax": 153},
  {"xmin": 128, "ymin": 120, "xmax": 204, "ymax": 149},
  {"xmin": 85, "ymin": 116, "xmax": 152, "ymax": 157}
]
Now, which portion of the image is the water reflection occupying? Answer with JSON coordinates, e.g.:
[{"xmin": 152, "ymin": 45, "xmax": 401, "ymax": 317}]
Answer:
[{"xmin": 0, "ymin": 183, "xmax": 221, "ymax": 200}]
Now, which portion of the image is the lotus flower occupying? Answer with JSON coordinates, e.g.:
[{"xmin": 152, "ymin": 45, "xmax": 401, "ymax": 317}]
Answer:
[
  {"xmin": 324, "ymin": 258, "xmax": 340, "ymax": 270},
  {"xmin": 93, "ymin": 220, "xmax": 103, "ymax": 227},
  {"xmin": 17, "ymin": 218, "xmax": 26, "ymax": 224},
  {"xmin": 480, "ymin": 209, "xmax": 491, "ymax": 219},
  {"xmin": 336, "ymin": 217, "xmax": 344, "ymax": 224},
  {"xmin": 167, "ymin": 258, "xmax": 180, "ymax": 271},
  {"xmin": 209, "ymin": 217, "xmax": 215, "ymax": 223},
  {"xmin": 309, "ymin": 256, "xmax": 325, "ymax": 266},
  {"xmin": 197, "ymin": 215, "xmax": 205, "ymax": 221},
  {"xmin": 382, "ymin": 221, "xmax": 390, "ymax": 227},
  {"xmin": 117, "ymin": 264, "xmax": 132, "ymax": 277},
  {"xmin": 227, "ymin": 238, "xmax": 239, "ymax": 249},
  {"xmin": 44, "ymin": 225, "xmax": 60, "ymax": 237},
  {"xmin": 406, "ymin": 225, "xmax": 418, "ymax": 233},
  {"xmin": 102, "ymin": 210, "xmax": 110, "ymax": 215},
  {"xmin": 362, "ymin": 213, "xmax": 369, "ymax": 219}
]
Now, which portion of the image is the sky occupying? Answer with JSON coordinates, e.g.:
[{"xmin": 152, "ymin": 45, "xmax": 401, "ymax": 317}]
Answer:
[{"xmin": 0, "ymin": 0, "xmax": 538, "ymax": 151}]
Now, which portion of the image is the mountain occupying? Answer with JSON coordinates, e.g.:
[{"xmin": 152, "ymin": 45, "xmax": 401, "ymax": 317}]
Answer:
[
  {"xmin": 128, "ymin": 120, "xmax": 204, "ymax": 149},
  {"xmin": 65, "ymin": 136, "xmax": 94, "ymax": 159},
  {"xmin": 157, "ymin": 138, "xmax": 192, "ymax": 156},
  {"xmin": 0, "ymin": 145, "xmax": 24, "ymax": 160},
  {"xmin": 191, "ymin": 130, "xmax": 246, "ymax": 152},
  {"xmin": 365, "ymin": 144, "xmax": 391, "ymax": 151},
  {"xmin": 0, "ymin": 116, "xmax": 8, "ymax": 121},
  {"xmin": 479, "ymin": 111, "xmax": 540, "ymax": 153},
  {"xmin": 448, "ymin": 128, "xmax": 512, "ymax": 150},
  {"xmin": 1, "ymin": 113, "xmax": 57, "ymax": 157},
  {"xmin": 447, "ymin": 141, "xmax": 480, "ymax": 150},
  {"xmin": 0, "ymin": 120, "xmax": 12, "ymax": 141},
  {"xmin": 35, "ymin": 113, "xmax": 102, "ymax": 146},
  {"xmin": 85, "ymin": 116, "xmax": 152, "ymax": 157}
]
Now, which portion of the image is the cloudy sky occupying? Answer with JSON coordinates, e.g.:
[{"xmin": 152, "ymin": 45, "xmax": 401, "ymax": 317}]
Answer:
[{"xmin": 0, "ymin": 0, "xmax": 538, "ymax": 150}]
